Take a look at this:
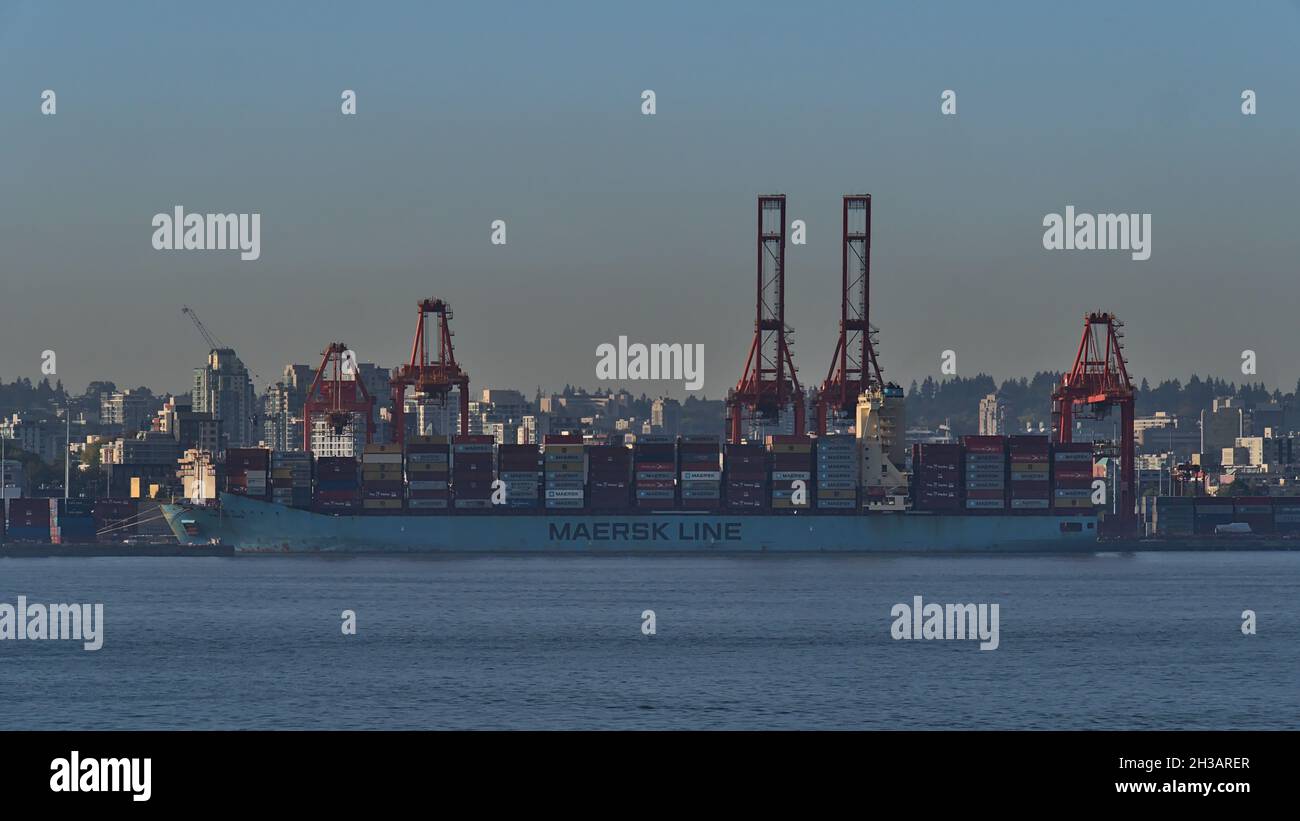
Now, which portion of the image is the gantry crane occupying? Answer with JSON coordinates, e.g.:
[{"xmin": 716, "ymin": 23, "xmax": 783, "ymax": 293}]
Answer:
[
  {"xmin": 726, "ymin": 195, "xmax": 805, "ymax": 443},
  {"xmin": 303, "ymin": 342, "xmax": 375, "ymax": 451},
  {"xmin": 815, "ymin": 194, "xmax": 885, "ymax": 433},
  {"xmin": 1051, "ymin": 312, "xmax": 1137, "ymax": 528},
  {"xmin": 389, "ymin": 298, "xmax": 470, "ymax": 443}
]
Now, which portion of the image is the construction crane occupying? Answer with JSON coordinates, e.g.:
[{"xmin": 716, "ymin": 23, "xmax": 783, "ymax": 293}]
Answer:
[
  {"xmin": 726, "ymin": 195, "xmax": 805, "ymax": 443},
  {"xmin": 181, "ymin": 304, "xmax": 259, "ymax": 382},
  {"xmin": 303, "ymin": 342, "xmax": 375, "ymax": 451},
  {"xmin": 181, "ymin": 304, "xmax": 225, "ymax": 351},
  {"xmin": 815, "ymin": 194, "xmax": 885, "ymax": 433},
  {"xmin": 1051, "ymin": 312, "xmax": 1137, "ymax": 531},
  {"xmin": 389, "ymin": 298, "xmax": 470, "ymax": 443}
]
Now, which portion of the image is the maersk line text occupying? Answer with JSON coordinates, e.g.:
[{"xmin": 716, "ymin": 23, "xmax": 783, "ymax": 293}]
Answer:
[{"xmin": 549, "ymin": 521, "xmax": 742, "ymax": 542}]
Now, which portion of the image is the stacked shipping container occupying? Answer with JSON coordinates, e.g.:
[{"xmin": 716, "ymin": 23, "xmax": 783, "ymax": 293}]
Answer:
[
  {"xmin": 1195, "ymin": 499, "xmax": 1238, "ymax": 534},
  {"xmin": 314, "ymin": 456, "xmax": 360, "ymax": 513},
  {"xmin": 544, "ymin": 434, "xmax": 585, "ymax": 510},
  {"xmin": 723, "ymin": 443, "xmax": 767, "ymax": 511},
  {"xmin": 5, "ymin": 498, "xmax": 52, "ymax": 542},
  {"xmin": 911, "ymin": 443, "xmax": 962, "ymax": 512},
  {"xmin": 498, "ymin": 443, "xmax": 541, "ymax": 510},
  {"xmin": 362, "ymin": 444, "xmax": 405, "ymax": 513},
  {"xmin": 405, "ymin": 435, "xmax": 450, "ymax": 512},
  {"xmin": 768, "ymin": 435, "xmax": 813, "ymax": 512},
  {"xmin": 1008, "ymin": 436, "xmax": 1050, "ymax": 511},
  {"xmin": 1051, "ymin": 442, "xmax": 1092, "ymax": 512},
  {"xmin": 270, "ymin": 452, "xmax": 313, "ymax": 509},
  {"xmin": 1274, "ymin": 500, "xmax": 1300, "ymax": 534},
  {"xmin": 452, "ymin": 435, "xmax": 495, "ymax": 511},
  {"xmin": 225, "ymin": 448, "xmax": 271, "ymax": 500},
  {"xmin": 634, "ymin": 436, "xmax": 676, "ymax": 510},
  {"xmin": 1142, "ymin": 495, "xmax": 1300, "ymax": 536},
  {"xmin": 1151, "ymin": 496, "xmax": 1193, "ymax": 536},
  {"xmin": 54, "ymin": 499, "xmax": 96, "ymax": 544},
  {"xmin": 0, "ymin": 499, "xmax": 111, "ymax": 544},
  {"xmin": 93, "ymin": 499, "xmax": 138, "ymax": 539},
  {"xmin": 1233, "ymin": 497, "xmax": 1274, "ymax": 534},
  {"xmin": 962, "ymin": 436, "xmax": 1006, "ymax": 512},
  {"xmin": 815, "ymin": 435, "xmax": 858, "ymax": 511},
  {"xmin": 587, "ymin": 444, "xmax": 632, "ymax": 511},
  {"xmin": 678, "ymin": 436, "xmax": 721, "ymax": 510}
]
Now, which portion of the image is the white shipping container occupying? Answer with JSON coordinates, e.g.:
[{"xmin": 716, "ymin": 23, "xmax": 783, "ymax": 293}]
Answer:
[
  {"xmin": 1053, "ymin": 452, "xmax": 1093, "ymax": 462},
  {"xmin": 545, "ymin": 489, "xmax": 585, "ymax": 500},
  {"xmin": 680, "ymin": 471, "xmax": 722, "ymax": 481}
]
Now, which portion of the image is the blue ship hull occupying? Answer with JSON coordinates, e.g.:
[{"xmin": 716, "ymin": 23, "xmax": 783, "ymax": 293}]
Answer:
[{"xmin": 162, "ymin": 493, "xmax": 1100, "ymax": 553}]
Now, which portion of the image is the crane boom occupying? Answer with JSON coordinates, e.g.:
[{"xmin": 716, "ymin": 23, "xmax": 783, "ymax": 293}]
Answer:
[{"xmin": 181, "ymin": 304, "xmax": 224, "ymax": 351}]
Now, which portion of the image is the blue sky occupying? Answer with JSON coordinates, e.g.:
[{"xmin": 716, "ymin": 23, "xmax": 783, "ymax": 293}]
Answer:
[{"xmin": 1, "ymin": 1, "xmax": 1297, "ymax": 397}]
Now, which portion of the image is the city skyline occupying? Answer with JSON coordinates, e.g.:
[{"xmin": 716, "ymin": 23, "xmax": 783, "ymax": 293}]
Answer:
[{"xmin": 3, "ymin": 2, "xmax": 1299, "ymax": 399}]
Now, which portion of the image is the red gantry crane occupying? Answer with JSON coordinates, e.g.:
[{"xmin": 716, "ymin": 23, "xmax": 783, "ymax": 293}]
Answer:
[
  {"xmin": 726, "ymin": 195, "xmax": 805, "ymax": 443},
  {"xmin": 815, "ymin": 194, "xmax": 884, "ymax": 433},
  {"xmin": 389, "ymin": 297, "xmax": 470, "ymax": 444},
  {"xmin": 303, "ymin": 342, "xmax": 376, "ymax": 452},
  {"xmin": 1051, "ymin": 312, "xmax": 1137, "ymax": 528}
]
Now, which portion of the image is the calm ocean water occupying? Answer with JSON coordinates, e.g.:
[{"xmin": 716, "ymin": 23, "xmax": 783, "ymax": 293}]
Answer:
[{"xmin": 1, "ymin": 552, "xmax": 1296, "ymax": 730}]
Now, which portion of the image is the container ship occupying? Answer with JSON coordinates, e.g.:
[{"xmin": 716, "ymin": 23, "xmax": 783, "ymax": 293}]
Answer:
[{"xmin": 158, "ymin": 433, "xmax": 1106, "ymax": 553}]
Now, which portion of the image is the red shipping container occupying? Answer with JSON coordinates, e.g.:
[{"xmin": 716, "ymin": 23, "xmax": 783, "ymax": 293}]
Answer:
[
  {"xmin": 544, "ymin": 434, "xmax": 583, "ymax": 445},
  {"xmin": 962, "ymin": 436, "xmax": 1005, "ymax": 453},
  {"xmin": 635, "ymin": 480, "xmax": 675, "ymax": 490}
]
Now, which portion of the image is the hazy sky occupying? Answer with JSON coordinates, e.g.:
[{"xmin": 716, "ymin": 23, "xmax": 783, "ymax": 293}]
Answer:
[{"xmin": 2, "ymin": 1, "xmax": 1298, "ymax": 400}]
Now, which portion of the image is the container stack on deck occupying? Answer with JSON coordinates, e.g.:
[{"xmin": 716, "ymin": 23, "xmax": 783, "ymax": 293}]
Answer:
[
  {"xmin": 768, "ymin": 435, "xmax": 813, "ymax": 512},
  {"xmin": 587, "ymin": 443, "xmax": 632, "ymax": 511},
  {"xmin": 1274, "ymin": 499, "xmax": 1300, "ymax": 534},
  {"xmin": 405, "ymin": 435, "xmax": 450, "ymax": 512},
  {"xmin": 498, "ymin": 443, "xmax": 542, "ymax": 510},
  {"xmin": 1150, "ymin": 496, "xmax": 1192, "ymax": 536},
  {"xmin": 1141, "ymin": 495, "xmax": 1300, "ymax": 537},
  {"xmin": 1009, "ymin": 436, "xmax": 1050, "ymax": 511},
  {"xmin": 452, "ymin": 435, "xmax": 495, "ymax": 511},
  {"xmin": 911, "ymin": 443, "xmax": 962, "ymax": 512},
  {"xmin": 4, "ymin": 499, "xmax": 52, "ymax": 542},
  {"xmin": 544, "ymin": 434, "xmax": 586, "ymax": 511},
  {"xmin": 93, "ymin": 499, "xmax": 138, "ymax": 539},
  {"xmin": 1193, "ymin": 499, "xmax": 1234, "ymax": 534},
  {"xmin": 54, "ymin": 499, "xmax": 96, "ymax": 544},
  {"xmin": 962, "ymin": 436, "xmax": 1007, "ymax": 512},
  {"xmin": 362, "ymin": 444, "xmax": 405, "ymax": 514},
  {"xmin": 678, "ymin": 436, "xmax": 722, "ymax": 511},
  {"xmin": 224, "ymin": 448, "xmax": 271, "ymax": 500},
  {"xmin": 1233, "ymin": 497, "xmax": 1274, "ymax": 534},
  {"xmin": 723, "ymin": 442, "xmax": 767, "ymax": 512},
  {"xmin": 815, "ymin": 434, "xmax": 858, "ymax": 511},
  {"xmin": 314, "ymin": 456, "xmax": 360, "ymax": 513},
  {"xmin": 634, "ymin": 435, "xmax": 676, "ymax": 510},
  {"xmin": 270, "ymin": 452, "xmax": 313, "ymax": 509},
  {"xmin": 1050, "ymin": 442, "xmax": 1093, "ymax": 513}
]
